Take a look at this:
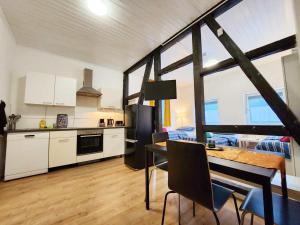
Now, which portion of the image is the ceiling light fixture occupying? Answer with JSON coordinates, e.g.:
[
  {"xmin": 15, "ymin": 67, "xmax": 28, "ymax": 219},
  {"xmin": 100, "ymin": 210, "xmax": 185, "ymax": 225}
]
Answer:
[
  {"xmin": 204, "ymin": 59, "xmax": 218, "ymax": 68},
  {"xmin": 87, "ymin": 0, "xmax": 107, "ymax": 16}
]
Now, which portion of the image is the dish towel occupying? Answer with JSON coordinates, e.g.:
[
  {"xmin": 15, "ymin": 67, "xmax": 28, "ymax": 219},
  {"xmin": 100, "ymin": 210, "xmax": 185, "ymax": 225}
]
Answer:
[{"xmin": 0, "ymin": 100, "xmax": 7, "ymax": 135}]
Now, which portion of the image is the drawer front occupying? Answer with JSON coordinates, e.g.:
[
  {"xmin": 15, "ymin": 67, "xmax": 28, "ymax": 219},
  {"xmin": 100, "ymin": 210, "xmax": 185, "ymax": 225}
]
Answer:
[
  {"xmin": 104, "ymin": 128, "xmax": 124, "ymax": 135},
  {"xmin": 49, "ymin": 136, "xmax": 77, "ymax": 168},
  {"xmin": 50, "ymin": 130, "xmax": 77, "ymax": 139}
]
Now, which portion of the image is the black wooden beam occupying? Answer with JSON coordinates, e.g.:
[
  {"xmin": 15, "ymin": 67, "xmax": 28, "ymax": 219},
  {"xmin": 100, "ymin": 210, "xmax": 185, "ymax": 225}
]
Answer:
[
  {"xmin": 192, "ymin": 23, "xmax": 206, "ymax": 142},
  {"xmin": 202, "ymin": 35, "xmax": 296, "ymax": 76},
  {"xmin": 124, "ymin": 0, "xmax": 243, "ymax": 75},
  {"xmin": 138, "ymin": 57, "xmax": 153, "ymax": 105},
  {"xmin": 159, "ymin": 35, "xmax": 296, "ymax": 77},
  {"xmin": 122, "ymin": 73, "xmax": 129, "ymax": 109},
  {"xmin": 154, "ymin": 50, "xmax": 163, "ymax": 132},
  {"xmin": 160, "ymin": 54, "xmax": 193, "ymax": 75},
  {"xmin": 161, "ymin": 0, "xmax": 242, "ymax": 52},
  {"xmin": 204, "ymin": 15, "xmax": 300, "ymax": 146},
  {"xmin": 126, "ymin": 92, "xmax": 140, "ymax": 100},
  {"xmin": 204, "ymin": 125, "xmax": 289, "ymax": 136}
]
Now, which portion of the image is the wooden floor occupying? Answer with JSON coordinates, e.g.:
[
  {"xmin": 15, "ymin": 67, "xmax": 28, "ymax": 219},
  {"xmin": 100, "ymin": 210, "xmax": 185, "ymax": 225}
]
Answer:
[{"xmin": 0, "ymin": 158, "xmax": 264, "ymax": 225}]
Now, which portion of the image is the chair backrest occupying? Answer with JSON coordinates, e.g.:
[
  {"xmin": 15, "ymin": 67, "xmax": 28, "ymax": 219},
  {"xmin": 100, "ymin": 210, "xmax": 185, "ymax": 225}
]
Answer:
[
  {"xmin": 152, "ymin": 132, "xmax": 169, "ymax": 144},
  {"xmin": 167, "ymin": 140, "xmax": 214, "ymax": 210}
]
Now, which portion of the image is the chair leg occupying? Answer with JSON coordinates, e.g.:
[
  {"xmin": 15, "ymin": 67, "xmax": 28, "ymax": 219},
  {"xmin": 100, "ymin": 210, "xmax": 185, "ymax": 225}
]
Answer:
[
  {"xmin": 250, "ymin": 213, "xmax": 254, "ymax": 225},
  {"xmin": 240, "ymin": 211, "xmax": 248, "ymax": 225},
  {"xmin": 213, "ymin": 211, "xmax": 220, "ymax": 225},
  {"xmin": 193, "ymin": 201, "xmax": 196, "ymax": 217},
  {"xmin": 144, "ymin": 168, "xmax": 155, "ymax": 202},
  {"xmin": 149, "ymin": 168, "xmax": 154, "ymax": 184},
  {"xmin": 232, "ymin": 194, "xmax": 241, "ymax": 224},
  {"xmin": 178, "ymin": 194, "xmax": 181, "ymax": 225},
  {"xmin": 161, "ymin": 191, "xmax": 175, "ymax": 225}
]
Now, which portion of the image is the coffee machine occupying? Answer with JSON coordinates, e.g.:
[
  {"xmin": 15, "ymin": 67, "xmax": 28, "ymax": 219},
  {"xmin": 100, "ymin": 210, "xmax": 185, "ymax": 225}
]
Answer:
[{"xmin": 98, "ymin": 119, "xmax": 105, "ymax": 127}]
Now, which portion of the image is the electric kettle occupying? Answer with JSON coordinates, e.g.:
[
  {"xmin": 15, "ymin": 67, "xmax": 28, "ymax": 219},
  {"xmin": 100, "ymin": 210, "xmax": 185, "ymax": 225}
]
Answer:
[{"xmin": 107, "ymin": 119, "xmax": 114, "ymax": 127}]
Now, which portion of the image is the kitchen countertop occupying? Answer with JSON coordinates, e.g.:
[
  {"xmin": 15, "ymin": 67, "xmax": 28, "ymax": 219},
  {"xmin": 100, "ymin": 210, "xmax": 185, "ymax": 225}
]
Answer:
[{"xmin": 6, "ymin": 126, "xmax": 127, "ymax": 133}]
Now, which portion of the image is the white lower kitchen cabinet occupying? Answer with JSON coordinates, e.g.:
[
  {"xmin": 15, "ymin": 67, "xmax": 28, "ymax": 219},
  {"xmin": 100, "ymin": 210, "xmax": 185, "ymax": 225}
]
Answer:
[
  {"xmin": 49, "ymin": 131, "xmax": 77, "ymax": 168},
  {"xmin": 5, "ymin": 132, "xmax": 49, "ymax": 181},
  {"xmin": 103, "ymin": 128, "xmax": 125, "ymax": 158}
]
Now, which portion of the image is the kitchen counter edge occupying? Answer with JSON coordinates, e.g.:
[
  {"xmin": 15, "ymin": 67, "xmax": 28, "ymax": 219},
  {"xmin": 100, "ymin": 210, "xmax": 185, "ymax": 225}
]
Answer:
[{"xmin": 6, "ymin": 126, "xmax": 128, "ymax": 134}]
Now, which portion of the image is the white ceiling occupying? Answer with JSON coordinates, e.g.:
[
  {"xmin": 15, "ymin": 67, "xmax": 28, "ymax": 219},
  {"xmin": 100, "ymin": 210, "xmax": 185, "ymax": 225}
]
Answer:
[{"xmin": 0, "ymin": 0, "xmax": 221, "ymax": 71}]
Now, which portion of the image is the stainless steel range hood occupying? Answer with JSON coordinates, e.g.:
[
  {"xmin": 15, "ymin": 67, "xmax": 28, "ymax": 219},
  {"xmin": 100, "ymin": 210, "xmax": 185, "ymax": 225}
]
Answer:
[{"xmin": 76, "ymin": 68, "xmax": 102, "ymax": 97}]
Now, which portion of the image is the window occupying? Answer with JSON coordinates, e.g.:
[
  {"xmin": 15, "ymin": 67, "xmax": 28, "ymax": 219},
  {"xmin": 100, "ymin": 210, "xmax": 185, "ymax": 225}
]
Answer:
[
  {"xmin": 247, "ymin": 91, "xmax": 284, "ymax": 125},
  {"xmin": 205, "ymin": 100, "xmax": 219, "ymax": 125}
]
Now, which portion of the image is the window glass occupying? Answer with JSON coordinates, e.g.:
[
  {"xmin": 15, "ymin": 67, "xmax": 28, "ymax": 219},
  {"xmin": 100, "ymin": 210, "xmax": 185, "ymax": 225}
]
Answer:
[
  {"xmin": 247, "ymin": 91, "xmax": 284, "ymax": 124},
  {"xmin": 205, "ymin": 100, "xmax": 219, "ymax": 125}
]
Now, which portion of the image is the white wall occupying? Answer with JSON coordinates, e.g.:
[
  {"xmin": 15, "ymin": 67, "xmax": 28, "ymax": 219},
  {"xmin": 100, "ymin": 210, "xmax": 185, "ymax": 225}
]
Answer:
[
  {"xmin": 10, "ymin": 46, "xmax": 124, "ymax": 129},
  {"xmin": 0, "ymin": 8, "xmax": 16, "ymax": 110}
]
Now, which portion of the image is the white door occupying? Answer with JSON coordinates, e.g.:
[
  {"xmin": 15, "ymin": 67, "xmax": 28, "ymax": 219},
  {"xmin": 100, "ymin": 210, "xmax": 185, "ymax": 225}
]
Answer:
[
  {"xmin": 49, "ymin": 131, "xmax": 77, "ymax": 168},
  {"xmin": 103, "ymin": 129, "xmax": 125, "ymax": 158},
  {"xmin": 5, "ymin": 132, "xmax": 49, "ymax": 179},
  {"xmin": 24, "ymin": 72, "xmax": 55, "ymax": 105},
  {"xmin": 54, "ymin": 76, "xmax": 77, "ymax": 107}
]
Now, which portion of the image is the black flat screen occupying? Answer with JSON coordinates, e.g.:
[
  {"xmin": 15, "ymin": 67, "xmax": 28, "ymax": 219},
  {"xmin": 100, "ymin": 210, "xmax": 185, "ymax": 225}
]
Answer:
[{"xmin": 144, "ymin": 80, "xmax": 177, "ymax": 101}]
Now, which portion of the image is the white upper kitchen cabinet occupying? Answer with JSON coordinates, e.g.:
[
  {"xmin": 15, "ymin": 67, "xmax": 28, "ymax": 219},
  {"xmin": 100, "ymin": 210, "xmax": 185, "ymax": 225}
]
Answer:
[
  {"xmin": 54, "ymin": 76, "xmax": 77, "ymax": 107},
  {"xmin": 24, "ymin": 72, "xmax": 55, "ymax": 105},
  {"xmin": 100, "ymin": 88, "xmax": 122, "ymax": 109},
  {"xmin": 24, "ymin": 73, "xmax": 77, "ymax": 107}
]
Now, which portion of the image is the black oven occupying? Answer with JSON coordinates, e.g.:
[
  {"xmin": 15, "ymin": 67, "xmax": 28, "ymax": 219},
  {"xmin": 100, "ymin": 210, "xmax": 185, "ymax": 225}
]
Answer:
[{"xmin": 77, "ymin": 129, "xmax": 103, "ymax": 155}]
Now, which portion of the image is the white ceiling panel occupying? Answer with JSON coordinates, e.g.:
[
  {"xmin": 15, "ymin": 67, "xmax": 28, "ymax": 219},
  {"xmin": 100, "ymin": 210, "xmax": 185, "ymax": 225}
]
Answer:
[{"xmin": 0, "ymin": 0, "xmax": 221, "ymax": 70}]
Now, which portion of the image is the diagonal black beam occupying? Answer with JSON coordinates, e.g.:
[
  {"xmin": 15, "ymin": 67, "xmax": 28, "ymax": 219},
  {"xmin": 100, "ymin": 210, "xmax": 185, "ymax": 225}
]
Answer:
[
  {"xmin": 138, "ymin": 57, "xmax": 153, "ymax": 105},
  {"xmin": 204, "ymin": 15, "xmax": 300, "ymax": 147}
]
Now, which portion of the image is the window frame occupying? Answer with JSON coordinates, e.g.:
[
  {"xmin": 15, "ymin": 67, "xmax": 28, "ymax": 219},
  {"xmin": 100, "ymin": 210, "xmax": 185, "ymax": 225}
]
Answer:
[{"xmin": 245, "ymin": 89, "xmax": 286, "ymax": 125}]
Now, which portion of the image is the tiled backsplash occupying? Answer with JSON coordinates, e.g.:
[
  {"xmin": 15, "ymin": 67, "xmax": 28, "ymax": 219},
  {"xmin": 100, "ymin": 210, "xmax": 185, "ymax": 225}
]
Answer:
[{"xmin": 14, "ymin": 96, "xmax": 124, "ymax": 129}]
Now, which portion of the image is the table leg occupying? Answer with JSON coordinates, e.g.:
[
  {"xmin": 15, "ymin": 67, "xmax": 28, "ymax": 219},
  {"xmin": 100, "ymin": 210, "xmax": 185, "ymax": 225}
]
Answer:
[
  {"xmin": 145, "ymin": 146, "xmax": 150, "ymax": 210},
  {"xmin": 281, "ymin": 168, "xmax": 288, "ymax": 198},
  {"xmin": 262, "ymin": 181, "xmax": 274, "ymax": 225}
]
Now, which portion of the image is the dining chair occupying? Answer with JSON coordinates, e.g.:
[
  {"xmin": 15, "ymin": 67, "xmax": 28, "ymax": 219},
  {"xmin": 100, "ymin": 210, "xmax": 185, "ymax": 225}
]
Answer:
[
  {"xmin": 162, "ymin": 140, "xmax": 240, "ymax": 225},
  {"xmin": 240, "ymin": 188, "xmax": 300, "ymax": 225},
  {"xmin": 150, "ymin": 132, "xmax": 169, "ymax": 183}
]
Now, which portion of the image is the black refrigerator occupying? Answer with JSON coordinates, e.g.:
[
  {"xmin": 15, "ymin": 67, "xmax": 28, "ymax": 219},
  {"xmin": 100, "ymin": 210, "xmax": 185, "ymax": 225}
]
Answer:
[{"xmin": 124, "ymin": 104, "xmax": 154, "ymax": 170}]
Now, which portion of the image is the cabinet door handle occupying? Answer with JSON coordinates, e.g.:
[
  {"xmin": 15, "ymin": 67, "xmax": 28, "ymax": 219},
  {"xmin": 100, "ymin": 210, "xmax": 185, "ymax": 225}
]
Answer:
[
  {"xmin": 24, "ymin": 134, "xmax": 35, "ymax": 138},
  {"xmin": 55, "ymin": 103, "xmax": 65, "ymax": 106},
  {"xmin": 58, "ymin": 139, "xmax": 70, "ymax": 143},
  {"xmin": 112, "ymin": 135, "xmax": 118, "ymax": 138},
  {"xmin": 43, "ymin": 101, "xmax": 52, "ymax": 105}
]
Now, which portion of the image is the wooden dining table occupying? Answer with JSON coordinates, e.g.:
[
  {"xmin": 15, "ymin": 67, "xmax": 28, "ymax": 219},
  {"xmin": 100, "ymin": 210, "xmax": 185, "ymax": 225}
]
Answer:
[{"xmin": 144, "ymin": 143, "xmax": 288, "ymax": 225}]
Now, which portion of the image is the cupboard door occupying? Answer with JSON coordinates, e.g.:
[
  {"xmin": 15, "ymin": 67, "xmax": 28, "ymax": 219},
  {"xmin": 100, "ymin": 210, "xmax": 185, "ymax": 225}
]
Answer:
[
  {"xmin": 103, "ymin": 129, "xmax": 125, "ymax": 158},
  {"xmin": 49, "ymin": 131, "xmax": 77, "ymax": 168},
  {"xmin": 54, "ymin": 76, "xmax": 77, "ymax": 107},
  {"xmin": 24, "ymin": 72, "xmax": 55, "ymax": 105}
]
